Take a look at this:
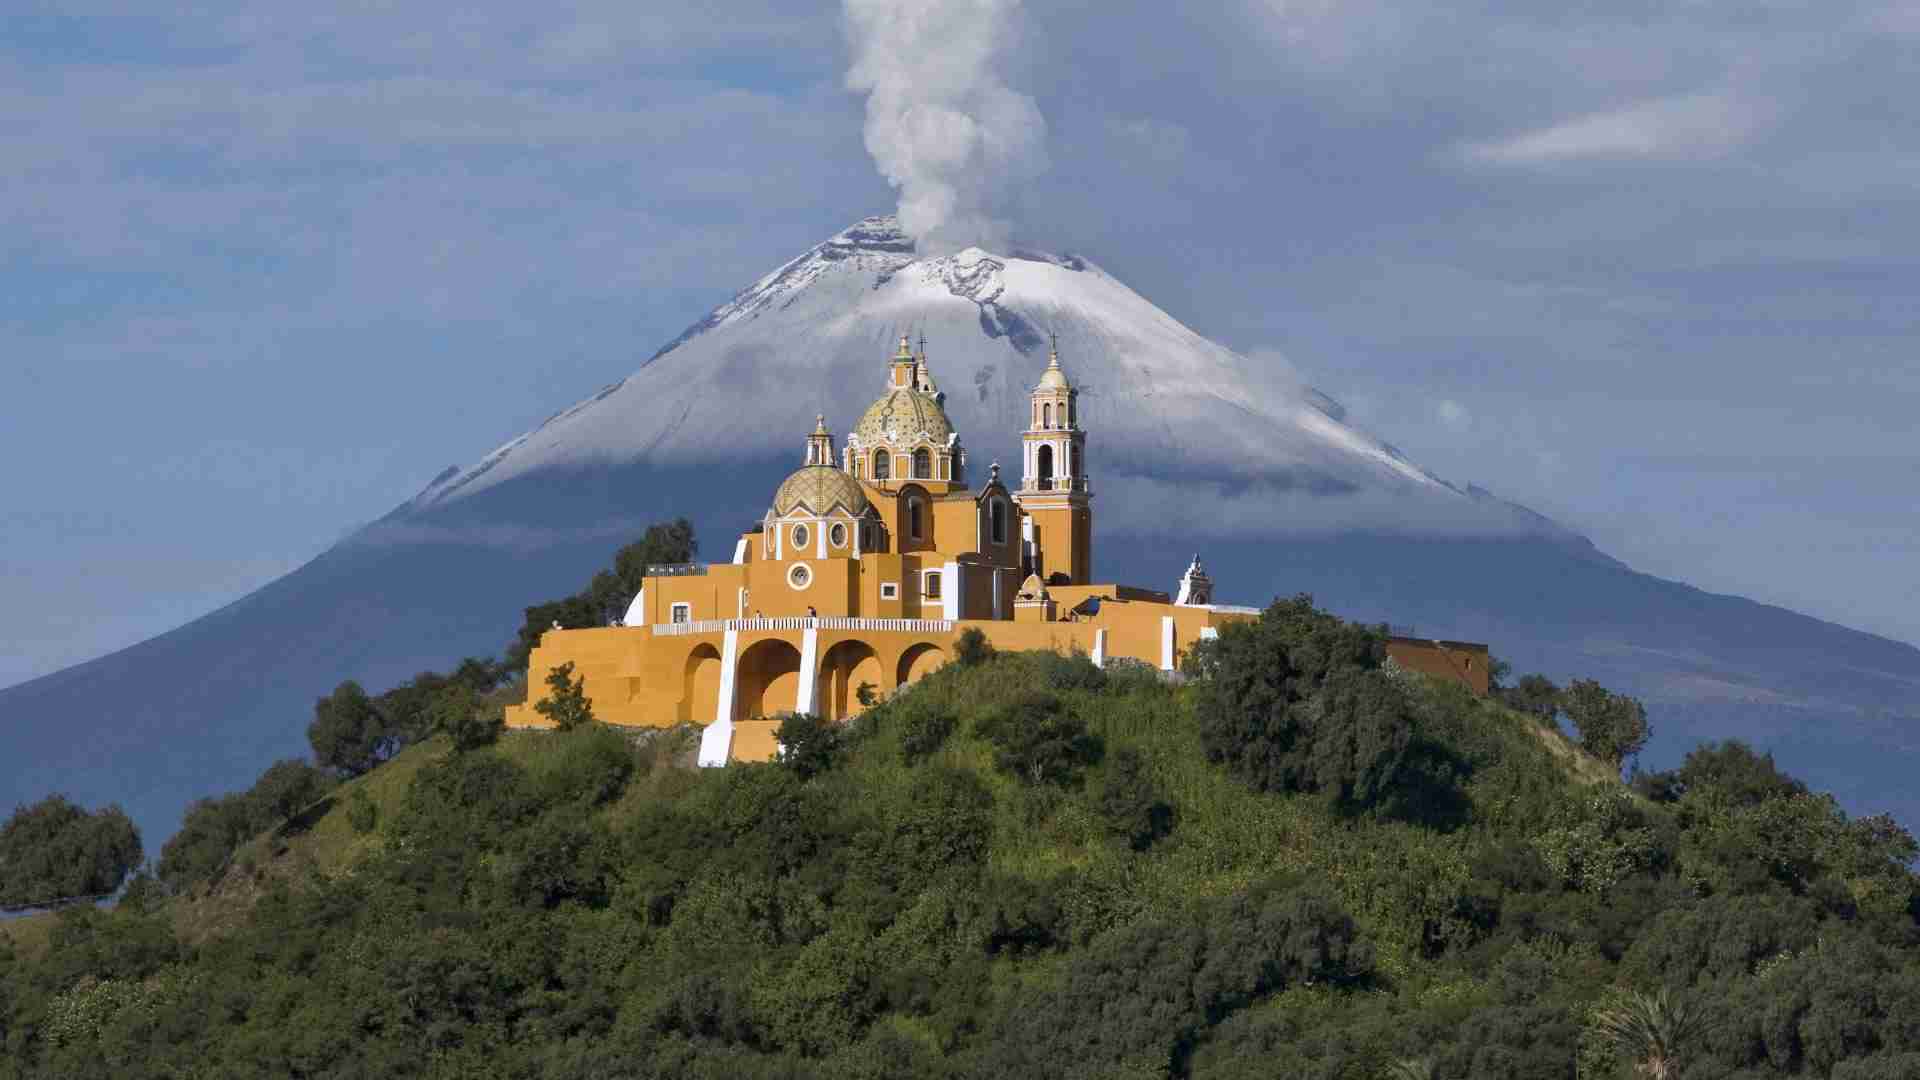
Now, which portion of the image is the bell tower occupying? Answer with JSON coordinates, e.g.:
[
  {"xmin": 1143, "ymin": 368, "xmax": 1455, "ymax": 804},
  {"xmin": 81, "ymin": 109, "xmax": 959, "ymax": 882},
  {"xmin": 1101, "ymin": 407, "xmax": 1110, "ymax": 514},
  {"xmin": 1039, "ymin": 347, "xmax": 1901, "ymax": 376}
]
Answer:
[{"xmin": 1015, "ymin": 337, "xmax": 1092, "ymax": 584}]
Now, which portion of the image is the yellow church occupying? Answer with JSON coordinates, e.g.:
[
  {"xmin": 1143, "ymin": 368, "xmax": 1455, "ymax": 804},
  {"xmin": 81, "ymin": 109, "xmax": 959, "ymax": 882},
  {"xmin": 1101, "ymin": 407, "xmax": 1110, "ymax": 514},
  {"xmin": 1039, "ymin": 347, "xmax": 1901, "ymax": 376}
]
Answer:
[{"xmin": 503, "ymin": 334, "xmax": 1270, "ymax": 762}]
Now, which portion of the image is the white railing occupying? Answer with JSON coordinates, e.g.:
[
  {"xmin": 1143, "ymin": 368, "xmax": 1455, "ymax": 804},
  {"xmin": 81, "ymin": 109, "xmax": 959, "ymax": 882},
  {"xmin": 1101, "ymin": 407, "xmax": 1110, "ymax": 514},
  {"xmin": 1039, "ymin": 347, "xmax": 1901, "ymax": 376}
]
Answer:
[{"xmin": 652, "ymin": 617, "xmax": 956, "ymax": 636}]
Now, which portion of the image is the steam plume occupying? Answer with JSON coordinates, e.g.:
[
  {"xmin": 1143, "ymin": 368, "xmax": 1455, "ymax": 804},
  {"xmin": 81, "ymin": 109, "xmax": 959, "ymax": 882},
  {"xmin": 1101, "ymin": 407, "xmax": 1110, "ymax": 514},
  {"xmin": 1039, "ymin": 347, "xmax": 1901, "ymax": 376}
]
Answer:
[{"xmin": 843, "ymin": 0, "xmax": 1048, "ymax": 252}]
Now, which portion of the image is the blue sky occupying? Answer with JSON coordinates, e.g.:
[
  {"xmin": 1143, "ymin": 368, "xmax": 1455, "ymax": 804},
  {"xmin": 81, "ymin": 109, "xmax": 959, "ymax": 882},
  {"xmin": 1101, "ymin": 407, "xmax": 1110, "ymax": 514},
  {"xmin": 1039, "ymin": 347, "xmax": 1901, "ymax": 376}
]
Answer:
[{"xmin": 3, "ymin": 1, "xmax": 1917, "ymax": 689}]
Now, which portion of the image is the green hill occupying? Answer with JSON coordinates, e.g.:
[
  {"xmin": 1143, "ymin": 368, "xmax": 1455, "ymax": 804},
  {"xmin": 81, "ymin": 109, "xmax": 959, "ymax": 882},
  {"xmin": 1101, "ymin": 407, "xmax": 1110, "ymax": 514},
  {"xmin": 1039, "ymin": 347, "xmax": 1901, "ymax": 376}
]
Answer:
[{"xmin": 3, "ymin": 602, "xmax": 1916, "ymax": 1079}]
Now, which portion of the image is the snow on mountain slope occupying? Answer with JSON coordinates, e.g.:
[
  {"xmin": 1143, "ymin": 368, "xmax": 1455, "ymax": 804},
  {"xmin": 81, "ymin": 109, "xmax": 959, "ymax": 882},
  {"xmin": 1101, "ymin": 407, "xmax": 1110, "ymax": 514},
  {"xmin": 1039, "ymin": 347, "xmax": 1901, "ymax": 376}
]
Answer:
[{"xmin": 412, "ymin": 217, "xmax": 1528, "ymax": 535}]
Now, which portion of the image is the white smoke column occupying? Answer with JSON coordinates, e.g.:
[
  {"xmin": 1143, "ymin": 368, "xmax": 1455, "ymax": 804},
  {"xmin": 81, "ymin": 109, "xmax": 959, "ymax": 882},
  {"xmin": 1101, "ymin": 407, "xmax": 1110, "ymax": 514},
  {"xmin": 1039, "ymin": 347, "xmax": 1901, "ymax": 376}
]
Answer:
[{"xmin": 844, "ymin": 0, "xmax": 1048, "ymax": 252}]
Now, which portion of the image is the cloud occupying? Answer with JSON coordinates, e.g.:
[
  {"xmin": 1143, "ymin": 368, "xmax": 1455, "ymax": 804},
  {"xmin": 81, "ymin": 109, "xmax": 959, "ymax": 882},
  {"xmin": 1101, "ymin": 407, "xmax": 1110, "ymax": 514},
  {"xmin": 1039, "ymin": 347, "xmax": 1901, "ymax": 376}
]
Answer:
[
  {"xmin": 1435, "ymin": 399, "xmax": 1471, "ymax": 433},
  {"xmin": 1461, "ymin": 93, "xmax": 1768, "ymax": 165}
]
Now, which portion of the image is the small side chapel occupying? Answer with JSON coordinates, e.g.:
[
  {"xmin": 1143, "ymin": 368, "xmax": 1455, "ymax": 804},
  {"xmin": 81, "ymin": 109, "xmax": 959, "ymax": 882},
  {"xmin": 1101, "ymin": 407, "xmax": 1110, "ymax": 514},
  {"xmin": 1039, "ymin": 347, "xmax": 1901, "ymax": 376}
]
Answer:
[{"xmin": 504, "ymin": 335, "xmax": 1485, "ymax": 763}]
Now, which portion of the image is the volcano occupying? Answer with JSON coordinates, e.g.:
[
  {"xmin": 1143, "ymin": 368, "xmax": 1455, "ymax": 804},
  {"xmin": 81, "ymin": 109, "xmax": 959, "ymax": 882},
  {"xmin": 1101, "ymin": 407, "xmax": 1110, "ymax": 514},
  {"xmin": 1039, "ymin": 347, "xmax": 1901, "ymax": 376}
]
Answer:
[{"xmin": 5, "ymin": 216, "xmax": 1917, "ymax": 843}]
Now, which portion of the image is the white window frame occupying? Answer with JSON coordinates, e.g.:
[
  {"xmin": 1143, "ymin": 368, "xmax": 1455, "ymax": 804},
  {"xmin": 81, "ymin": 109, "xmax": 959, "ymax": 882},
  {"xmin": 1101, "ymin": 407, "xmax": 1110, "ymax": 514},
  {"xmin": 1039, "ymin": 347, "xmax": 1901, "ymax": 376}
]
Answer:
[
  {"xmin": 788, "ymin": 563, "xmax": 812, "ymax": 590},
  {"xmin": 880, "ymin": 582, "xmax": 898, "ymax": 600},
  {"xmin": 792, "ymin": 522, "xmax": 810, "ymax": 550},
  {"xmin": 830, "ymin": 521, "xmax": 847, "ymax": 548}
]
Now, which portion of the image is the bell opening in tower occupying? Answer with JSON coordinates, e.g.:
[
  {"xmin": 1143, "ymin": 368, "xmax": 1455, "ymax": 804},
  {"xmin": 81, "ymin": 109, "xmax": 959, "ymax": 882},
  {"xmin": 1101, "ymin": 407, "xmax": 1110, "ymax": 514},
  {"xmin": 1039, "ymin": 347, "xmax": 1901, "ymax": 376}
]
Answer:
[{"xmin": 1037, "ymin": 444, "xmax": 1055, "ymax": 491}]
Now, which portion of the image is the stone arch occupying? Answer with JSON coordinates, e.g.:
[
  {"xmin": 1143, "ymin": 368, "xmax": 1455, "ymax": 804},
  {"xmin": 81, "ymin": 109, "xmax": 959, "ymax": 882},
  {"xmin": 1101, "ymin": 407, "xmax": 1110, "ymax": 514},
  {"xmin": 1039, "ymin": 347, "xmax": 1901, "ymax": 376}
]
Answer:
[
  {"xmin": 736, "ymin": 638, "xmax": 802, "ymax": 721},
  {"xmin": 819, "ymin": 639, "xmax": 884, "ymax": 720},
  {"xmin": 897, "ymin": 642, "xmax": 947, "ymax": 688},
  {"xmin": 681, "ymin": 643, "xmax": 722, "ymax": 724}
]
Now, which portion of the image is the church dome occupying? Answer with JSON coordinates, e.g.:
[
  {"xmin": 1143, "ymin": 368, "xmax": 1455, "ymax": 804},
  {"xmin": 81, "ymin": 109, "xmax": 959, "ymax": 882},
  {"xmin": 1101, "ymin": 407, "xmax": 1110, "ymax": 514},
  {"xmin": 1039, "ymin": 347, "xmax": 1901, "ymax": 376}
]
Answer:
[
  {"xmin": 853, "ymin": 385, "xmax": 955, "ymax": 447},
  {"xmin": 773, "ymin": 465, "xmax": 871, "ymax": 517}
]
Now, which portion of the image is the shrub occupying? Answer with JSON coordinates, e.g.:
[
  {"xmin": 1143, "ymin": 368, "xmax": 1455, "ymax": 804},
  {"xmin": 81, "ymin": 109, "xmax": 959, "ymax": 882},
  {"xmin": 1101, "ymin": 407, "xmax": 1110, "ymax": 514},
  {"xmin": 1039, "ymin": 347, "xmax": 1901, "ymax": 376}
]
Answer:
[
  {"xmin": 975, "ymin": 691, "xmax": 1103, "ymax": 787},
  {"xmin": 1038, "ymin": 649, "xmax": 1107, "ymax": 692},
  {"xmin": 777, "ymin": 713, "xmax": 842, "ymax": 780},
  {"xmin": 897, "ymin": 698, "xmax": 958, "ymax": 764},
  {"xmin": 346, "ymin": 788, "xmax": 380, "ymax": 834},
  {"xmin": 431, "ymin": 683, "xmax": 502, "ymax": 752},
  {"xmin": 1098, "ymin": 748, "xmax": 1175, "ymax": 851},
  {"xmin": 954, "ymin": 626, "xmax": 996, "ymax": 668}
]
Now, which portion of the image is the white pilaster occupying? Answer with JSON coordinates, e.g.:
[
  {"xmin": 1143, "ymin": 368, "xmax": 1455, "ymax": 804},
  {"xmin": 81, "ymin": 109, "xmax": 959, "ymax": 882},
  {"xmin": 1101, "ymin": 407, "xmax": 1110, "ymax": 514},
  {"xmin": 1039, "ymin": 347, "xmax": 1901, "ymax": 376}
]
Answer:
[
  {"xmin": 1160, "ymin": 616, "xmax": 1176, "ymax": 672},
  {"xmin": 943, "ymin": 560, "xmax": 961, "ymax": 621},
  {"xmin": 795, "ymin": 626, "xmax": 820, "ymax": 715},
  {"xmin": 1091, "ymin": 628, "xmax": 1107, "ymax": 668},
  {"xmin": 698, "ymin": 627, "xmax": 742, "ymax": 767},
  {"xmin": 732, "ymin": 537, "xmax": 748, "ymax": 564},
  {"xmin": 816, "ymin": 518, "xmax": 828, "ymax": 559}
]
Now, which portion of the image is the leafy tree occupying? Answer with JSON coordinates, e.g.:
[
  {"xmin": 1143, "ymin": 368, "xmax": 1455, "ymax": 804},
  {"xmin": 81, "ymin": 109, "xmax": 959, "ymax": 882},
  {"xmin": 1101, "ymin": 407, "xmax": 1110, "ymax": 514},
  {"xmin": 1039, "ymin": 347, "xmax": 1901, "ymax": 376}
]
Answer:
[
  {"xmin": 306, "ymin": 680, "xmax": 389, "ymax": 777},
  {"xmin": 975, "ymin": 691, "xmax": 1103, "ymax": 787},
  {"xmin": 1193, "ymin": 596, "xmax": 1412, "ymax": 809},
  {"xmin": 1501, "ymin": 673, "xmax": 1563, "ymax": 723},
  {"xmin": 1099, "ymin": 748, "xmax": 1175, "ymax": 851},
  {"xmin": 534, "ymin": 662, "xmax": 594, "ymax": 731},
  {"xmin": 0, "ymin": 796, "xmax": 142, "ymax": 908},
  {"xmin": 584, "ymin": 516, "xmax": 699, "ymax": 626},
  {"xmin": 777, "ymin": 713, "xmax": 842, "ymax": 780},
  {"xmin": 1563, "ymin": 678, "xmax": 1651, "ymax": 769},
  {"xmin": 246, "ymin": 759, "xmax": 332, "ymax": 823},
  {"xmin": 153, "ymin": 758, "xmax": 332, "ymax": 893},
  {"xmin": 508, "ymin": 518, "xmax": 698, "ymax": 666},
  {"xmin": 954, "ymin": 626, "xmax": 996, "ymax": 667},
  {"xmin": 430, "ymin": 683, "xmax": 500, "ymax": 752}
]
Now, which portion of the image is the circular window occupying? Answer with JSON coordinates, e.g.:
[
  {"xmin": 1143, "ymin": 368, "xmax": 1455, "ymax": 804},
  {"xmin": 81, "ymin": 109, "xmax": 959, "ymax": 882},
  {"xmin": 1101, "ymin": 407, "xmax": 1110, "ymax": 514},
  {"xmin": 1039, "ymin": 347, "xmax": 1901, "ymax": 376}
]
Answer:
[
  {"xmin": 788, "ymin": 563, "xmax": 812, "ymax": 590},
  {"xmin": 792, "ymin": 523, "xmax": 810, "ymax": 550},
  {"xmin": 829, "ymin": 522, "xmax": 848, "ymax": 548}
]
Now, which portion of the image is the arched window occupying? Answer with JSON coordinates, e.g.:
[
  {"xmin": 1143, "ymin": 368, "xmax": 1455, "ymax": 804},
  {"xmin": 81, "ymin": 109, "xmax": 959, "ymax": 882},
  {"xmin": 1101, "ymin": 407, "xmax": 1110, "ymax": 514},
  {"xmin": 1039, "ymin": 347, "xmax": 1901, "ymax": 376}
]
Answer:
[
  {"xmin": 990, "ymin": 498, "xmax": 1008, "ymax": 545},
  {"xmin": 873, "ymin": 449, "xmax": 890, "ymax": 480},
  {"xmin": 1037, "ymin": 444, "xmax": 1054, "ymax": 491},
  {"xmin": 913, "ymin": 447, "xmax": 931, "ymax": 479},
  {"xmin": 1043, "ymin": 402, "xmax": 1052, "ymax": 429}
]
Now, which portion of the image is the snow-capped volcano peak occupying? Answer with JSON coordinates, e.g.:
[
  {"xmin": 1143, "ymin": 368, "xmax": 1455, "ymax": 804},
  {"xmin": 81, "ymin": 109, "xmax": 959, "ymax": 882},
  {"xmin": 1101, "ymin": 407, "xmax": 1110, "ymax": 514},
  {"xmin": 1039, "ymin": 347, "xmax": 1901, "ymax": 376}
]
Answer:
[{"xmin": 413, "ymin": 215, "xmax": 1543, "ymax": 537}]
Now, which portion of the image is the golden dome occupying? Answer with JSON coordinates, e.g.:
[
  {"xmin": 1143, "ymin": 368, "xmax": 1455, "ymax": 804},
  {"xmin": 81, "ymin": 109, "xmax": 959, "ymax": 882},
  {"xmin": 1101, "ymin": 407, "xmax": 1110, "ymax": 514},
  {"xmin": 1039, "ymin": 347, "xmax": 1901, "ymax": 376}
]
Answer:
[
  {"xmin": 773, "ymin": 465, "xmax": 871, "ymax": 517},
  {"xmin": 853, "ymin": 386, "xmax": 955, "ymax": 448}
]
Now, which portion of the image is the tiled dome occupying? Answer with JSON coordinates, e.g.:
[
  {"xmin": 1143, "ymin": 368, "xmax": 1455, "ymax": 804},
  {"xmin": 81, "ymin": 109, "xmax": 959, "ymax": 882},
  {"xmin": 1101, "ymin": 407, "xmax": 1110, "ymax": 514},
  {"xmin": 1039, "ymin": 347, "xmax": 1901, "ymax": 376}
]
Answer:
[{"xmin": 773, "ymin": 465, "xmax": 871, "ymax": 517}]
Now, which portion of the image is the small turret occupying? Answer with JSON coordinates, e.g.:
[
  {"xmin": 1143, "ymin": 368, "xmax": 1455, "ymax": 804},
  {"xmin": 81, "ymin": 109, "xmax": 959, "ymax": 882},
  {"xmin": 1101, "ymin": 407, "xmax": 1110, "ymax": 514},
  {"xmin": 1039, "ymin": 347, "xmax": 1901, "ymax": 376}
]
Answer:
[{"xmin": 803, "ymin": 414, "xmax": 835, "ymax": 467}]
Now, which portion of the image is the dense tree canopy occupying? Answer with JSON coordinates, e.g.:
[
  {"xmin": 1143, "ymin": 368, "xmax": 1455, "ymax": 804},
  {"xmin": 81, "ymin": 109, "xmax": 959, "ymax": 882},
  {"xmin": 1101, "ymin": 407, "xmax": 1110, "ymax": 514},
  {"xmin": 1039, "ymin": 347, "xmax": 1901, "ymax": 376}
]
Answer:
[
  {"xmin": 3, "ymin": 599, "xmax": 1916, "ymax": 1080},
  {"xmin": 0, "ymin": 796, "xmax": 141, "ymax": 909}
]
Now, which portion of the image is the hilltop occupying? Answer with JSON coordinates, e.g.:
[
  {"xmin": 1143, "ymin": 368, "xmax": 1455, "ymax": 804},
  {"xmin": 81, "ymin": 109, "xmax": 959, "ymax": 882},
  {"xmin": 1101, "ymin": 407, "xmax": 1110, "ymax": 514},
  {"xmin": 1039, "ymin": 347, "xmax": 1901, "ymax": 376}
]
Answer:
[
  {"xmin": 4, "ymin": 599, "xmax": 1916, "ymax": 1079},
  {"xmin": 8, "ymin": 216, "xmax": 1919, "ymax": 851}
]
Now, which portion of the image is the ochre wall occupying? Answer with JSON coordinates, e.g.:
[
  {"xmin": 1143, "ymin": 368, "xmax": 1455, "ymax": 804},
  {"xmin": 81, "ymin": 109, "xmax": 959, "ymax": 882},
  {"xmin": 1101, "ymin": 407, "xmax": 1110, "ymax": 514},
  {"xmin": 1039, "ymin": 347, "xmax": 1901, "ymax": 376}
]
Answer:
[
  {"xmin": 504, "ymin": 601, "xmax": 1254, "ymax": 732},
  {"xmin": 1384, "ymin": 638, "xmax": 1491, "ymax": 697}
]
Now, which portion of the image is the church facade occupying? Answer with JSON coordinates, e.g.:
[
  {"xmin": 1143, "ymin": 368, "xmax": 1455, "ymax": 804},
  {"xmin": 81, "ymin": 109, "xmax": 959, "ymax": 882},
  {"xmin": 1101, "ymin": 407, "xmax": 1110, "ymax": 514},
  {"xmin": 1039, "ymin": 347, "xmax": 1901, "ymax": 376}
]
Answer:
[{"xmin": 503, "ymin": 336, "xmax": 1267, "ymax": 763}]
